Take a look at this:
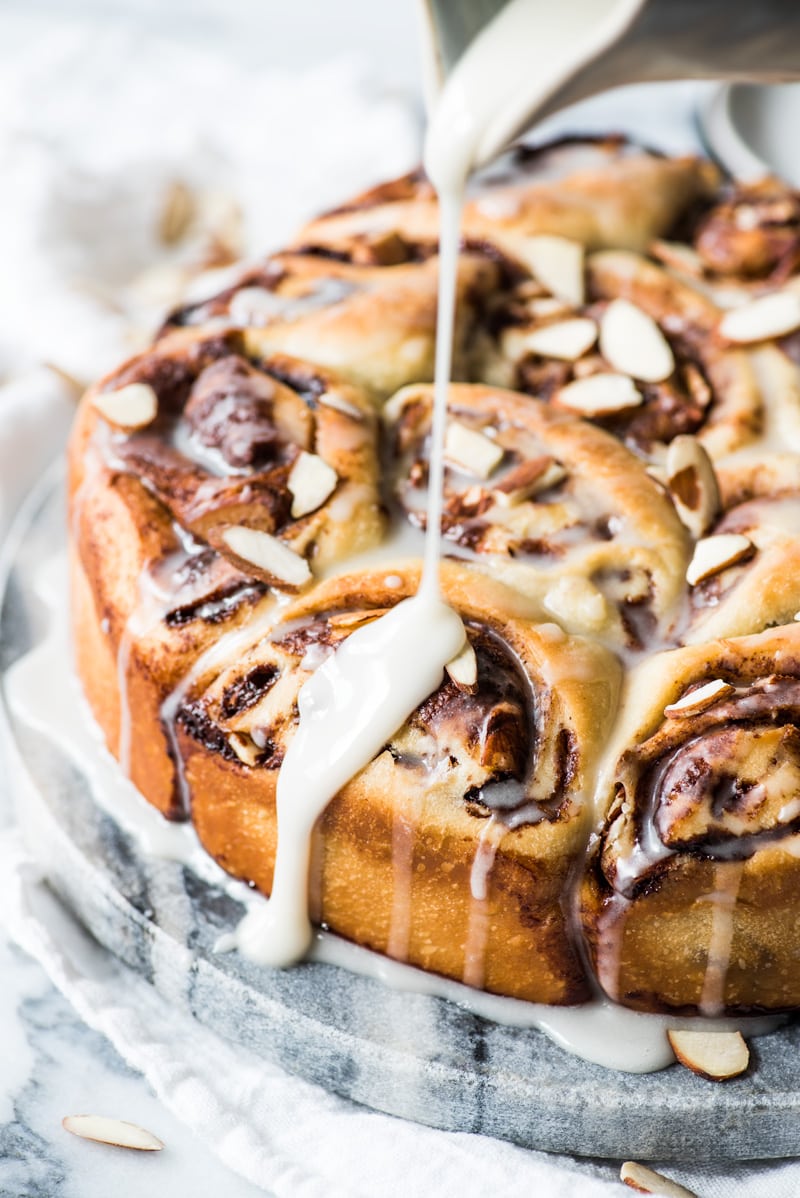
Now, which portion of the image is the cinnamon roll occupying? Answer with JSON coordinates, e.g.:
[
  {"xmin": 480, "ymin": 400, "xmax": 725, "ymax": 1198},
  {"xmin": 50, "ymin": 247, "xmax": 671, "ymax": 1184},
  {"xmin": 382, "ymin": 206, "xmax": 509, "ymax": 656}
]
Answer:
[
  {"xmin": 581, "ymin": 623, "xmax": 800, "ymax": 1013},
  {"xmin": 384, "ymin": 381, "xmax": 689, "ymax": 648},
  {"xmin": 176, "ymin": 562, "xmax": 621, "ymax": 1004},
  {"xmin": 681, "ymin": 452, "xmax": 800, "ymax": 643},
  {"xmin": 652, "ymin": 181, "xmax": 800, "ymax": 453},
  {"xmin": 69, "ymin": 330, "xmax": 382, "ymax": 815},
  {"xmin": 160, "ymin": 250, "xmax": 500, "ymax": 402},
  {"xmin": 481, "ymin": 249, "xmax": 763, "ymax": 462}
]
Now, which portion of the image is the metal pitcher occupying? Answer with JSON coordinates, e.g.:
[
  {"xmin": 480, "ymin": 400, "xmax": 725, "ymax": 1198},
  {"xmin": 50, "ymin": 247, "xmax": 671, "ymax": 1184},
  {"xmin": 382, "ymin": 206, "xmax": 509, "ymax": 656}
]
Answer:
[{"xmin": 419, "ymin": 0, "xmax": 800, "ymax": 162}]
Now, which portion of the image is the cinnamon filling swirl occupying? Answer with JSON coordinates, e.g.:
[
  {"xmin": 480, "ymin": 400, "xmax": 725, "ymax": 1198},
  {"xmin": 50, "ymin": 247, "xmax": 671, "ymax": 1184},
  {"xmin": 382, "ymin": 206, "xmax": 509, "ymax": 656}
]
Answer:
[{"xmin": 603, "ymin": 675, "xmax": 800, "ymax": 900}]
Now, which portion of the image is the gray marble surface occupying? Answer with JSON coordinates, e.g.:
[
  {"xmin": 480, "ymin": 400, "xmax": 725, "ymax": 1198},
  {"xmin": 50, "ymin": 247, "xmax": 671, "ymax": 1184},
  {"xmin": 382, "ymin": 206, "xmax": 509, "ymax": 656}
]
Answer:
[{"xmin": 0, "ymin": 927, "xmax": 267, "ymax": 1198}]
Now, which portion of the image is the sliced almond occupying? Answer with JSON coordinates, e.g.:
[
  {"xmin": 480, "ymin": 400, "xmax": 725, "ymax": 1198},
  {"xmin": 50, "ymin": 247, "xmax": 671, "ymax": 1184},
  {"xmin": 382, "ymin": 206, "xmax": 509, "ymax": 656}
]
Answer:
[
  {"xmin": 650, "ymin": 239, "xmax": 705, "ymax": 279},
  {"xmin": 62, "ymin": 1115, "xmax": 164, "ymax": 1152},
  {"xmin": 511, "ymin": 317, "xmax": 597, "ymax": 362},
  {"xmin": 719, "ymin": 290, "xmax": 800, "ymax": 343},
  {"xmin": 664, "ymin": 678, "xmax": 734, "ymax": 718},
  {"xmin": 446, "ymin": 641, "xmax": 478, "ymax": 692},
  {"xmin": 665, "ymin": 435, "xmax": 721, "ymax": 539},
  {"xmin": 91, "ymin": 383, "xmax": 158, "ymax": 431},
  {"xmin": 228, "ymin": 286, "xmax": 285, "ymax": 326},
  {"xmin": 158, "ymin": 179, "xmax": 195, "ymax": 245},
  {"xmin": 686, "ymin": 533, "xmax": 754, "ymax": 586},
  {"xmin": 620, "ymin": 1160, "xmax": 698, "ymax": 1196},
  {"xmin": 44, "ymin": 361, "xmax": 86, "ymax": 399},
  {"xmin": 667, "ymin": 1029, "xmax": 749, "ymax": 1081},
  {"xmin": 519, "ymin": 235, "xmax": 584, "ymax": 306},
  {"xmin": 221, "ymin": 526, "xmax": 311, "ymax": 587},
  {"xmin": 556, "ymin": 372, "xmax": 642, "ymax": 417},
  {"xmin": 288, "ymin": 451, "xmax": 338, "ymax": 518},
  {"xmin": 327, "ymin": 608, "xmax": 389, "ymax": 629},
  {"xmin": 318, "ymin": 389, "xmax": 363, "ymax": 419},
  {"xmin": 682, "ymin": 362, "xmax": 712, "ymax": 411},
  {"xmin": 228, "ymin": 732, "xmax": 261, "ymax": 767},
  {"xmin": 445, "ymin": 421, "xmax": 504, "ymax": 479},
  {"xmin": 599, "ymin": 299, "xmax": 675, "ymax": 383},
  {"xmin": 491, "ymin": 456, "xmax": 566, "ymax": 506},
  {"xmin": 526, "ymin": 296, "xmax": 573, "ymax": 320}
]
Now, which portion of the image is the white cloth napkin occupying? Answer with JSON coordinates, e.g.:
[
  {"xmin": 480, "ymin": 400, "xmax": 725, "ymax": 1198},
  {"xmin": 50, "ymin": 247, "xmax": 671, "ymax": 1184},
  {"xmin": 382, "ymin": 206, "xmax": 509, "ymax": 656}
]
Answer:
[{"xmin": 2, "ymin": 10, "xmax": 800, "ymax": 1196}]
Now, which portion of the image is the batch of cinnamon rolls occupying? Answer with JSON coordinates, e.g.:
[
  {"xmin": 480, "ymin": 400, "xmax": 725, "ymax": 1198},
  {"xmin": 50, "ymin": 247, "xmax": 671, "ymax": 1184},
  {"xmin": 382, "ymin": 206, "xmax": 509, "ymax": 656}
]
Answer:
[{"xmin": 69, "ymin": 135, "xmax": 800, "ymax": 1016}]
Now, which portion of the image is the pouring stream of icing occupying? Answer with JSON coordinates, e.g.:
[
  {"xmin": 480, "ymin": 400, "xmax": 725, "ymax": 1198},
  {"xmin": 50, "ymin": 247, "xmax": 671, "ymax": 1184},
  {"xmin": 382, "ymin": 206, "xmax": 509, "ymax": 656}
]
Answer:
[{"xmin": 237, "ymin": 0, "xmax": 641, "ymax": 968}]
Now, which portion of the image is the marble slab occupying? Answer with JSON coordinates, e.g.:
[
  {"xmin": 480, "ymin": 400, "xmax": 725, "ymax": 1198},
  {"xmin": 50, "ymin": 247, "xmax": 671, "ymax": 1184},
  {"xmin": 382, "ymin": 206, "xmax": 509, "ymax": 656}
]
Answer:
[{"xmin": 4, "ymin": 473, "xmax": 800, "ymax": 1163}]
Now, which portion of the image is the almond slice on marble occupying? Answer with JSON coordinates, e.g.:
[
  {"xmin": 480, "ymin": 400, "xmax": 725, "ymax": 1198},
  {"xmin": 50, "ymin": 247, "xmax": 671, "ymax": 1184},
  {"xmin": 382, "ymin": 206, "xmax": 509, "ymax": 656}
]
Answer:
[
  {"xmin": 221, "ymin": 526, "xmax": 311, "ymax": 587},
  {"xmin": 491, "ymin": 456, "xmax": 566, "ymax": 506},
  {"xmin": 599, "ymin": 299, "xmax": 675, "ymax": 383},
  {"xmin": 62, "ymin": 1115, "xmax": 164, "ymax": 1152},
  {"xmin": 667, "ymin": 1029, "xmax": 749, "ymax": 1081},
  {"xmin": 445, "ymin": 421, "xmax": 504, "ymax": 479},
  {"xmin": 664, "ymin": 678, "xmax": 734, "ymax": 718},
  {"xmin": 665, "ymin": 435, "xmax": 721, "ymax": 539},
  {"xmin": 719, "ymin": 290, "xmax": 800, "ymax": 343},
  {"xmin": 446, "ymin": 640, "xmax": 478, "ymax": 692},
  {"xmin": 514, "ymin": 317, "xmax": 597, "ymax": 362},
  {"xmin": 556, "ymin": 372, "xmax": 642, "ymax": 417},
  {"xmin": 620, "ymin": 1160, "xmax": 698, "ymax": 1196},
  {"xmin": 686, "ymin": 533, "xmax": 754, "ymax": 586},
  {"xmin": 288, "ymin": 451, "xmax": 338, "ymax": 518},
  {"xmin": 519, "ymin": 235, "xmax": 585, "ymax": 306},
  {"xmin": 91, "ymin": 383, "xmax": 158, "ymax": 431}
]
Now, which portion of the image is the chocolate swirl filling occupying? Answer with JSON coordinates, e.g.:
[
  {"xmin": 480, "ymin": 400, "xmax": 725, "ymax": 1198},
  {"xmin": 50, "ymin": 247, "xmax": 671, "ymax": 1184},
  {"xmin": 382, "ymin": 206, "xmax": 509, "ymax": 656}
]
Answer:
[
  {"xmin": 96, "ymin": 339, "xmax": 342, "ymax": 559},
  {"xmin": 605, "ymin": 675, "xmax": 800, "ymax": 899}
]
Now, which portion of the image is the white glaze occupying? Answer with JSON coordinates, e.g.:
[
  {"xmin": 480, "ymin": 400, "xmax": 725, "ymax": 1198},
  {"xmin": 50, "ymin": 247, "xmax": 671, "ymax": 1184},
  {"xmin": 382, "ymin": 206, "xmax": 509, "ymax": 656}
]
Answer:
[
  {"xmin": 698, "ymin": 861, "xmax": 745, "ymax": 1018},
  {"xmin": 234, "ymin": 594, "xmax": 465, "ymax": 966},
  {"xmin": 309, "ymin": 932, "xmax": 781, "ymax": 1075}
]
